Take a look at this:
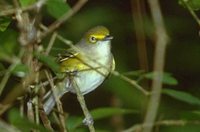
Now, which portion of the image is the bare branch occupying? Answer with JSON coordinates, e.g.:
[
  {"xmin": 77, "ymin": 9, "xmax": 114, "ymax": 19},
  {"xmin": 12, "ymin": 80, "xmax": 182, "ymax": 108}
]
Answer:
[
  {"xmin": 180, "ymin": 0, "xmax": 200, "ymax": 26},
  {"xmin": 123, "ymin": 120, "xmax": 200, "ymax": 132},
  {"xmin": 45, "ymin": 71, "xmax": 67, "ymax": 132},
  {"xmin": 39, "ymin": 0, "xmax": 88, "ymax": 40},
  {"xmin": 39, "ymin": 109, "xmax": 54, "ymax": 131},
  {"xmin": 27, "ymin": 100, "xmax": 35, "ymax": 122},
  {"xmin": 142, "ymin": 0, "xmax": 169, "ymax": 132},
  {"xmin": 131, "ymin": 0, "xmax": 149, "ymax": 72},
  {"xmin": 0, "ymin": 49, "xmax": 24, "ymax": 95},
  {"xmin": 72, "ymin": 79, "xmax": 95, "ymax": 132},
  {"xmin": 45, "ymin": 32, "xmax": 58, "ymax": 55}
]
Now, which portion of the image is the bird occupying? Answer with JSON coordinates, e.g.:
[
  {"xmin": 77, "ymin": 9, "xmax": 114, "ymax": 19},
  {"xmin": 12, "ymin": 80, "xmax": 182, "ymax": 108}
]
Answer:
[{"xmin": 43, "ymin": 26, "xmax": 115, "ymax": 114}]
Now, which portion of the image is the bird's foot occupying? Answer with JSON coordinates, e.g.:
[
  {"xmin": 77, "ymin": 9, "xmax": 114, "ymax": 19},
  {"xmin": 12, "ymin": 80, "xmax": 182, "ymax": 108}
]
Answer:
[{"xmin": 83, "ymin": 114, "xmax": 94, "ymax": 126}]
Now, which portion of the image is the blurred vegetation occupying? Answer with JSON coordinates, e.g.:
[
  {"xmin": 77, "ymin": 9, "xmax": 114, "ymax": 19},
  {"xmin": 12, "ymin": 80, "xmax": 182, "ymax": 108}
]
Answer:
[{"xmin": 0, "ymin": 0, "xmax": 200, "ymax": 132}]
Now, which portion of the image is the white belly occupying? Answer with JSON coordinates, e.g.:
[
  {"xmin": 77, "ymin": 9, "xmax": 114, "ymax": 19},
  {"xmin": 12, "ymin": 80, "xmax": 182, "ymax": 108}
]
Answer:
[
  {"xmin": 70, "ymin": 70, "xmax": 106, "ymax": 94},
  {"xmin": 66, "ymin": 57, "xmax": 112, "ymax": 94}
]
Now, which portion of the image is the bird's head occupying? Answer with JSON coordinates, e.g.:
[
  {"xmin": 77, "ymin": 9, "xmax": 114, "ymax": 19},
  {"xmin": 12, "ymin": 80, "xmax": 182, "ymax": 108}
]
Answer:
[{"xmin": 83, "ymin": 26, "xmax": 113, "ymax": 45}]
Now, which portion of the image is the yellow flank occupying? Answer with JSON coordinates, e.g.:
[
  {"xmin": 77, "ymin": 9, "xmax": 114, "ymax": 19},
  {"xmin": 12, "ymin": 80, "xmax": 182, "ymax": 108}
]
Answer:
[{"xmin": 59, "ymin": 54, "xmax": 89, "ymax": 73}]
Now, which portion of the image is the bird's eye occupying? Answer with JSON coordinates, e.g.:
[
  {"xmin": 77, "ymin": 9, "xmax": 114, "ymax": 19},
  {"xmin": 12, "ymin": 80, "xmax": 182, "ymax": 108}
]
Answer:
[{"xmin": 89, "ymin": 36, "xmax": 97, "ymax": 43}]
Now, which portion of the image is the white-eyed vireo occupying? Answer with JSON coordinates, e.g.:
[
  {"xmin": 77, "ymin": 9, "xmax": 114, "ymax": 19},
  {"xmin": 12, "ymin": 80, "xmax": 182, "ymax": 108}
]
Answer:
[{"xmin": 43, "ymin": 26, "xmax": 115, "ymax": 114}]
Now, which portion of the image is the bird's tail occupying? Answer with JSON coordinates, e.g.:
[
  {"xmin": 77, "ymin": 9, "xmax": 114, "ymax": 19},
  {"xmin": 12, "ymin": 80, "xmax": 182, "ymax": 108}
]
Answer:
[
  {"xmin": 43, "ymin": 80, "xmax": 69, "ymax": 114},
  {"xmin": 43, "ymin": 93, "xmax": 57, "ymax": 114}
]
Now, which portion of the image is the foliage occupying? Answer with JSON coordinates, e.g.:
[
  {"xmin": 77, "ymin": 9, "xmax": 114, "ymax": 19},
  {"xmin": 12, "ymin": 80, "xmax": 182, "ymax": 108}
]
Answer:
[
  {"xmin": 8, "ymin": 109, "xmax": 47, "ymax": 131},
  {"xmin": 0, "ymin": 17, "xmax": 11, "ymax": 32},
  {"xmin": 0, "ymin": 0, "xmax": 200, "ymax": 132},
  {"xmin": 163, "ymin": 89, "xmax": 200, "ymax": 106},
  {"xmin": 46, "ymin": 0, "xmax": 71, "ymax": 19}
]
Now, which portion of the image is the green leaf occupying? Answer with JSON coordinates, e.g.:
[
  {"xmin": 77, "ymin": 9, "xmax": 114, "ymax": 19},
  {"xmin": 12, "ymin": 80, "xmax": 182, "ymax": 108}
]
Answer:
[
  {"xmin": 66, "ymin": 116, "xmax": 82, "ymax": 130},
  {"xmin": 11, "ymin": 63, "xmax": 29, "ymax": 77},
  {"xmin": 91, "ymin": 107, "xmax": 135, "ymax": 120},
  {"xmin": 19, "ymin": 0, "xmax": 37, "ymax": 7},
  {"xmin": 8, "ymin": 109, "xmax": 47, "ymax": 132},
  {"xmin": 144, "ymin": 72, "xmax": 178, "ymax": 85},
  {"xmin": 35, "ymin": 53, "xmax": 60, "ymax": 73},
  {"xmin": 0, "ymin": 17, "xmax": 11, "ymax": 32},
  {"xmin": 0, "ymin": 29, "xmax": 18, "ymax": 59},
  {"xmin": 46, "ymin": 0, "xmax": 70, "ymax": 19},
  {"xmin": 67, "ymin": 107, "xmax": 136, "ymax": 130},
  {"xmin": 179, "ymin": 0, "xmax": 200, "ymax": 10},
  {"xmin": 163, "ymin": 89, "xmax": 200, "ymax": 106}
]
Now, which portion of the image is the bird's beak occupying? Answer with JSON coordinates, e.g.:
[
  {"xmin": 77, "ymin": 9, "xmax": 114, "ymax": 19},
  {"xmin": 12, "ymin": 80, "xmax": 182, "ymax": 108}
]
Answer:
[{"xmin": 103, "ymin": 35, "xmax": 113, "ymax": 41}]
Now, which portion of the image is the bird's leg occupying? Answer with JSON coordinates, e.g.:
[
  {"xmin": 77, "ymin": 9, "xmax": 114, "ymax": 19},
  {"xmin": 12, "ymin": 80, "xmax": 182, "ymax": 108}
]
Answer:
[{"xmin": 66, "ymin": 69, "xmax": 78, "ymax": 76}]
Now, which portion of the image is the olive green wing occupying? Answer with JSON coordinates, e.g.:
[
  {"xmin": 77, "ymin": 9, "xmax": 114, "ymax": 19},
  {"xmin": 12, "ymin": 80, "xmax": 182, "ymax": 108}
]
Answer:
[
  {"xmin": 57, "ymin": 48, "xmax": 77, "ymax": 62},
  {"xmin": 58, "ymin": 49, "xmax": 89, "ymax": 73}
]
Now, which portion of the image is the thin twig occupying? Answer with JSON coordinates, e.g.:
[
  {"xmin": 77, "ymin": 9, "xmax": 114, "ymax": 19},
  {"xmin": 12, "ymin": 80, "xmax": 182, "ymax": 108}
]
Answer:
[
  {"xmin": 112, "ymin": 71, "xmax": 149, "ymax": 95},
  {"xmin": 45, "ymin": 71, "xmax": 67, "ymax": 132},
  {"xmin": 38, "ymin": 83, "xmax": 54, "ymax": 131},
  {"xmin": 27, "ymin": 100, "xmax": 35, "ymax": 122},
  {"xmin": 45, "ymin": 32, "xmax": 58, "ymax": 55},
  {"xmin": 52, "ymin": 112, "xmax": 62, "ymax": 127},
  {"xmin": 72, "ymin": 79, "xmax": 95, "ymax": 132},
  {"xmin": 110, "ymin": 95, "xmax": 124, "ymax": 131},
  {"xmin": 131, "ymin": 0, "xmax": 149, "ymax": 72},
  {"xmin": 39, "ymin": 0, "xmax": 88, "ymax": 40},
  {"xmin": 0, "ymin": 62, "xmax": 18, "ymax": 95},
  {"xmin": 39, "ymin": 109, "xmax": 54, "ymax": 132},
  {"xmin": 0, "ymin": 0, "xmax": 47, "ymax": 16},
  {"xmin": 34, "ymin": 73, "xmax": 40, "ymax": 125},
  {"xmin": 19, "ymin": 98, "xmax": 24, "ymax": 117},
  {"xmin": 0, "ymin": 71, "xmax": 55, "ymax": 115},
  {"xmin": 0, "ymin": 49, "xmax": 24, "ymax": 95},
  {"xmin": 123, "ymin": 119, "xmax": 200, "ymax": 132},
  {"xmin": 180, "ymin": 0, "xmax": 200, "ymax": 26},
  {"xmin": 34, "ymin": 96, "xmax": 40, "ymax": 125},
  {"xmin": 142, "ymin": 0, "xmax": 169, "ymax": 132},
  {"xmin": 0, "ymin": 0, "xmax": 46, "ymax": 103}
]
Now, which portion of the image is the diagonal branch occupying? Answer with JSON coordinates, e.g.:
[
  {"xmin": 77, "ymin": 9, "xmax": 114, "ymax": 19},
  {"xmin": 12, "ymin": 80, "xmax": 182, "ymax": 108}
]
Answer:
[
  {"xmin": 39, "ymin": 0, "xmax": 88, "ymax": 40},
  {"xmin": 72, "ymin": 78, "xmax": 95, "ymax": 132},
  {"xmin": 180, "ymin": 0, "xmax": 200, "ymax": 26},
  {"xmin": 123, "ymin": 119, "xmax": 200, "ymax": 132}
]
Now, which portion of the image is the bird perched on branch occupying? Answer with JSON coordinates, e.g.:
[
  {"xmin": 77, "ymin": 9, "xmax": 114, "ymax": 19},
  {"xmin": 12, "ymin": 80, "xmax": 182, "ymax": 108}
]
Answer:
[{"xmin": 43, "ymin": 26, "xmax": 115, "ymax": 114}]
